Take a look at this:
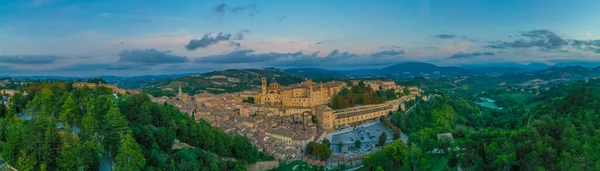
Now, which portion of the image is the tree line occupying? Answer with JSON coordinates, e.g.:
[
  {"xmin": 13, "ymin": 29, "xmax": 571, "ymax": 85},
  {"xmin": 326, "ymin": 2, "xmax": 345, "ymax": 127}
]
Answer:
[
  {"xmin": 363, "ymin": 80, "xmax": 600, "ymax": 170},
  {"xmin": 330, "ymin": 81, "xmax": 398, "ymax": 110},
  {"xmin": 0, "ymin": 82, "xmax": 268, "ymax": 170}
]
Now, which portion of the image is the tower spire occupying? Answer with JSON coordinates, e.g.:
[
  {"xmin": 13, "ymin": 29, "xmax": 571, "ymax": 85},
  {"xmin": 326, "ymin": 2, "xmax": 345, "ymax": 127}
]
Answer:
[
  {"xmin": 261, "ymin": 77, "xmax": 267, "ymax": 94},
  {"xmin": 320, "ymin": 81, "xmax": 323, "ymax": 90},
  {"xmin": 178, "ymin": 84, "xmax": 183, "ymax": 98}
]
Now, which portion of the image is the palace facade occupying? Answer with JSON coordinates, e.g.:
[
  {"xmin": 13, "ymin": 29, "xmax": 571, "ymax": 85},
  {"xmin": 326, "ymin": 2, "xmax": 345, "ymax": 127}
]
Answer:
[{"xmin": 254, "ymin": 77, "xmax": 344, "ymax": 108}]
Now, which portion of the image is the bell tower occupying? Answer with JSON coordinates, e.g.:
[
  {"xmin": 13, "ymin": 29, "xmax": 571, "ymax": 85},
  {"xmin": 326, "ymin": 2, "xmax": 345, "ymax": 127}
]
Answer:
[
  {"xmin": 178, "ymin": 84, "xmax": 183, "ymax": 98},
  {"xmin": 261, "ymin": 77, "xmax": 267, "ymax": 94}
]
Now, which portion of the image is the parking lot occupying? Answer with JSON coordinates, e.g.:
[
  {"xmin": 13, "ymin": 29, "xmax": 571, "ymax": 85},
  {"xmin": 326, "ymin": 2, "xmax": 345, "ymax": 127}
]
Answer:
[{"xmin": 330, "ymin": 122, "xmax": 399, "ymax": 154}]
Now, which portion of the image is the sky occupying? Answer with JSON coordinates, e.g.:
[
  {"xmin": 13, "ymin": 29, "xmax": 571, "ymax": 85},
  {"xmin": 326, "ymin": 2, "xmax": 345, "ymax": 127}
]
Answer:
[{"xmin": 1, "ymin": 0, "xmax": 600, "ymax": 76}]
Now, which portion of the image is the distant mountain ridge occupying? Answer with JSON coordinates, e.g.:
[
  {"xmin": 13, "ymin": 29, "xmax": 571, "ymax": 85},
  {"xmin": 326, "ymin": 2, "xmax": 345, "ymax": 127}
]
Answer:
[
  {"xmin": 9, "ymin": 62, "xmax": 600, "ymax": 94},
  {"xmin": 288, "ymin": 62, "xmax": 532, "ymax": 79},
  {"xmin": 286, "ymin": 61, "xmax": 600, "ymax": 79}
]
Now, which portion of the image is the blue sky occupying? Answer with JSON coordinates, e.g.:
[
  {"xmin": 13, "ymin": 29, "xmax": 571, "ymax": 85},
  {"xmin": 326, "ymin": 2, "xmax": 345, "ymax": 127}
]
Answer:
[{"xmin": 1, "ymin": 0, "xmax": 600, "ymax": 76}]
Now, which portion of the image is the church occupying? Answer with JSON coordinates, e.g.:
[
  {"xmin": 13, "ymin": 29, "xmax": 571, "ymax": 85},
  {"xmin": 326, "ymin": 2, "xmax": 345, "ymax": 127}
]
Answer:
[{"xmin": 254, "ymin": 77, "xmax": 344, "ymax": 108}]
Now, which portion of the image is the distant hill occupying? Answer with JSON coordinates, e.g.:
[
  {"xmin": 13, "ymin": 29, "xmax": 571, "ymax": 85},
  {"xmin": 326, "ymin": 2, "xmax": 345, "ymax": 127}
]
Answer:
[
  {"xmin": 14, "ymin": 62, "xmax": 600, "ymax": 96},
  {"xmin": 376, "ymin": 62, "xmax": 472, "ymax": 78},
  {"xmin": 470, "ymin": 67, "xmax": 525, "ymax": 76},
  {"xmin": 289, "ymin": 62, "xmax": 533, "ymax": 79},
  {"xmin": 337, "ymin": 69, "xmax": 380, "ymax": 77},
  {"xmin": 8, "ymin": 74, "xmax": 194, "ymax": 90},
  {"xmin": 460, "ymin": 62, "xmax": 552, "ymax": 72},
  {"xmin": 152, "ymin": 68, "xmax": 305, "ymax": 95},
  {"xmin": 498, "ymin": 66, "xmax": 600, "ymax": 84},
  {"xmin": 283, "ymin": 68, "xmax": 343, "ymax": 78}
]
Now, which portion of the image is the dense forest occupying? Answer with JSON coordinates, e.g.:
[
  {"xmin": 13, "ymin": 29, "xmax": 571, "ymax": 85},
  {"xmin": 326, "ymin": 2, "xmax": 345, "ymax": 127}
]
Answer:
[
  {"xmin": 329, "ymin": 81, "xmax": 397, "ymax": 109},
  {"xmin": 362, "ymin": 79, "xmax": 600, "ymax": 170},
  {"xmin": 0, "ymin": 82, "xmax": 267, "ymax": 170}
]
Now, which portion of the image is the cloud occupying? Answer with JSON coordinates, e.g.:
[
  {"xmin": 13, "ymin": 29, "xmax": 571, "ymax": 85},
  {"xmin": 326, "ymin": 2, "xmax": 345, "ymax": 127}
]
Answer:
[
  {"xmin": 194, "ymin": 49, "xmax": 304, "ymax": 64},
  {"xmin": 57, "ymin": 63, "xmax": 139, "ymax": 71},
  {"xmin": 484, "ymin": 30, "xmax": 568, "ymax": 50},
  {"xmin": 449, "ymin": 51, "xmax": 495, "ymax": 59},
  {"xmin": 186, "ymin": 32, "xmax": 232, "ymax": 50},
  {"xmin": 233, "ymin": 30, "xmax": 251, "ymax": 40},
  {"xmin": 213, "ymin": 3, "xmax": 228, "ymax": 16},
  {"xmin": 0, "ymin": 55, "xmax": 60, "ymax": 64},
  {"xmin": 483, "ymin": 29, "xmax": 600, "ymax": 53},
  {"xmin": 371, "ymin": 50, "xmax": 405, "ymax": 57},
  {"xmin": 315, "ymin": 41, "xmax": 324, "ymax": 45},
  {"xmin": 212, "ymin": 3, "xmax": 258, "ymax": 16},
  {"xmin": 570, "ymin": 39, "xmax": 600, "ymax": 54},
  {"xmin": 328, "ymin": 49, "xmax": 340, "ymax": 56},
  {"xmin": 194, "ymin": 49, "xmax": 407, "ymax": 68},
  {"xmin": 433, "ymin": 34, "xmax": 468, "ymax": 40},
  {"xmin": 277, "ymin": 16, "xmax": 287, "ymax": 22},
  {"xmin": 389, "ymin": 45, "xmax": 402, "ymax": 49},
  {"xmin": 482, "ymin": 52, "xmax": 495, "ymax": 55},
  {"xmin": 186, "ymin": 31, "xmax": 249, "ymax": 50},
  {"xmin": 273, "ymin": 49, "xmax": 407, "ymax": 67},
  {"xmin": 117, "ymin": 49, "xmax": 189, "ymax": 65},
  {"xmin": 228, "ymin": 41, "xmax": 241, "ymax": 48}
]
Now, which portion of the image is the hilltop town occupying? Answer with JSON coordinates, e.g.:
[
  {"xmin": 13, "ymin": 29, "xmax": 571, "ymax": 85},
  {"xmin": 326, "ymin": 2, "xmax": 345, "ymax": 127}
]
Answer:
[
  {"xmin": 0, "ymin": 77, "xmax": 422, "ymax": 163},
  {"xmin": 150, "ymin": 77, "xmax": 421, "ymax": 162}
]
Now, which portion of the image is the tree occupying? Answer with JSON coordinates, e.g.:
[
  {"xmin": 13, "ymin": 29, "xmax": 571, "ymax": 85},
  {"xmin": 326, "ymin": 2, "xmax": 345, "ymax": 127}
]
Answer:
[
  {"xmin": 232, "ymin": 135, "xmax": 259, "ymax": 163},
  {"xmin": 115, "ymin": 133, "xmax": 146, "ymax": 171},
  {"xmin": 322, "ymin": 138, "xmax": 331, "ymax": 147},
  {"xmin": 155, "ymin": 127, "xmax": 175, "ymax": 150},
  {"xmin": 86, "ymin": 78, "xmax": 106, "ymax": 84},
  {"xmin": 354, "ymin": 140, "xmax": 362, "ymax": 149},
  {"xmin": 316, "ymin": 144, "xmax": 332, "ymax": 160},
  {"xmin": 305, "ymin": 142, "xmax": 316, "ymax": 155},
  {"xmin": 210, "ymin": 162, "xmax": 220, "ymax": 171},
  {"xmin": 2, "ymin": 124, "xmax": 22, "ymax": 165},
  {"xmin": 376, "ymin": 166, "xmax": 385, "ymax": 171},
  {"xmin": 403, "ymin": 87, "xmax": 410, "ymax": 96},
  {"xmin": 119, "ymin": 94, "xmax": 153, "ymax": 125},
  {"xmin": 378, "ymin": 132, "xmax": 387, "ymax": 147},
  {"xmin": 393, "ymin": 131, "xmax": 401, "ymax": 140},
  {"xmin": 59, "ymin": 95, "xmax": 77, "ymax": 126},
  {"xmin": 407, "ymin": 143, "xmax": 423, "ymax": 170},
  {"xmin": 16, "ymin": 150, "xmax": 36, "ymax": 171},
  {"xmin": 243, "ymin": 97, "xmax": 255, "ymax": 104},
  {"xmin": 0, "ymin": 102, "xmax": 6, "ymax": 118},
  {"xmin": 56, "ymin": 133, "xmax": 83, "ymax": 170},
  {"xmin": 338, "ymin": 142, "xmax": 343, "ymax": 152},
  {"xmin": 306, "ymin": 142, "xmax": 332, "ymax": 160},
  {"xmin": 103, "ymin": 106, "xmax": 129, "ymax": 154},
  {"xmin": 148, "ymin": 145, "xmax": 166, "ymax": 168}
]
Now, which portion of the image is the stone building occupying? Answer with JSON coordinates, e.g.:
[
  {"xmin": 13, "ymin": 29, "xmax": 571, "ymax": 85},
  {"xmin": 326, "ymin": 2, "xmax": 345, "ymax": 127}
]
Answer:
[
  {"xmin": 254, "ymin": 77, "xmax": 344, "ymax": 108},
  {"xmin": 116, "ymin": 89, "xmax": 127, "ymax": 94},
  {"xmin": 73, "ymin": 82, "xmax": 97, "ymax": 88},
  {"xmin": 333, "ymin": 104, "xmax": 395, "ymax": 127},
  {"xmin": 73, "ymin": 82, "xmax": 119, "ymax": 92},
  {"xmin": 99, "ymin": 84, "xmax": 118, "ymax": 91},
  {"xmin": 0, "ymin": 89, "xmax": 16, "ymax": 96},
  {"xmin": 314, "ymin": 105, "xmax": 335, "ymax": 131},
  {"xmin": 177, "ymin": 85, "xmax": 192, "ymax": 102},
  {"xmin": 352, "ymin": 80, "xmax": 399, "ymax": 91}
]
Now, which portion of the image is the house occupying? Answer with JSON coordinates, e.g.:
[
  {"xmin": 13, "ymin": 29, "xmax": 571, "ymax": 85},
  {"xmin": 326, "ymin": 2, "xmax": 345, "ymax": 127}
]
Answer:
[
  {"xmin": 73, "ymin": 82, "xmax": 98, "ymax": 88},
  {"xmin": 0, "ymin": 89, "xmax": 16, "ymax": 96}
]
